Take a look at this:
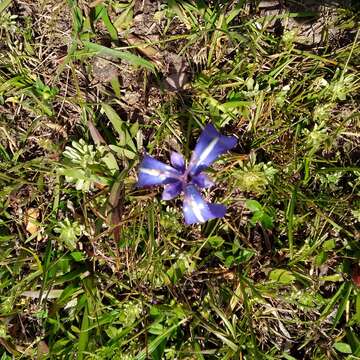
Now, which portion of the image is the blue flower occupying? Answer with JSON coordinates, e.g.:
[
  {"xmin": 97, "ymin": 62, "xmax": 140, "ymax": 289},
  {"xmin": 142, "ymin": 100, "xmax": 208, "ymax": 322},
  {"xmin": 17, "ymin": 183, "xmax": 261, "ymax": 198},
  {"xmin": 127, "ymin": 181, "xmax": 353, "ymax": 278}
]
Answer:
[{"xmin": 137, "ymin": 124, "xmax": 237, "ymax": 225}]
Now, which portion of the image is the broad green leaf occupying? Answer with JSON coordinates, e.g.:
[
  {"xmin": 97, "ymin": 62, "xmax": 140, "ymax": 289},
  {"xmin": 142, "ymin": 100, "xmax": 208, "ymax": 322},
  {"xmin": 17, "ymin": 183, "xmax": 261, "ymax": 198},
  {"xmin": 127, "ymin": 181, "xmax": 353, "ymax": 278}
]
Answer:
[
  {"xmin": 130, "ymin": 122, "xmax": 139, "ymax": 137},
  {"xmin": 246, "ymin": 199, "xmax": 263, "ymax": 212},
  {"xmin": 101, "ymin": 152, "xmax": 119, "ymax": 174},
  {"xmin": 148, "ymin": 322, "xmax": 164, "ymax": 336},
  {"xmin": 315, "ymin": 251, "xmax": 327, "ymax": 266},
  {"xmin": 235, "ymin": 249, "xmax": 255, "ymax": 264},
  {"xmin": 71, "ymin": 252, "xmax": 85, "ymax": 262},
  {"xmin": 208, "ymin": 235, "xmax": 225, "ymax": 248},
  {"xmin": 109, "ymin": 144, "xmax": 137, "ymax": 160},
  {"xmin": 101, "ymin": 103, "xmax": 126, "ymax": 143},
  {"xmin": 0, "ymin": 235, "xmax": 14, "ymax": 241},
  {"xmin": 225, "ymin": 1, "xmax": 245, "ymax": 24},
  {"xmin": 269, "ymin": 269, "xmax": 296, "ymax": 285},
  {"xmin": 259, "ymin": 212, "xmax": 274, "ymax": 229},
  {"xmin": 110, "ymin": 77, "xmax": 121, "ymax": 98},
  {"xmin": 323, "ymin": 239, "xmax": 336, "ymax": 251},
  {"xmin": 346, "ymin": 327, "xmax": 360, "ymax": 355},
  {"xmin": 333, "ymin": 342, "xmax": 352, "ymax": 354},
  {"xmin": 58, "ymin": 168, "xmax": 86, "ymax": 179},
  {"xmin": 101, "ymin": 104, "xmax": 136, "ymax": 153},
  {"xmin": 0, "ymin": 0, "xmax": 12, "ymax": 14},
  {"xmin": 52, "ymin": 339, "xmax": 71, "ymax": 354},
  {"xmin": 222, "ymin": 100, "xmax": 252, "ymax": 110},
  {"xmin": 225, "ymin": 255, "xmax": 234, "ymax": 267}
]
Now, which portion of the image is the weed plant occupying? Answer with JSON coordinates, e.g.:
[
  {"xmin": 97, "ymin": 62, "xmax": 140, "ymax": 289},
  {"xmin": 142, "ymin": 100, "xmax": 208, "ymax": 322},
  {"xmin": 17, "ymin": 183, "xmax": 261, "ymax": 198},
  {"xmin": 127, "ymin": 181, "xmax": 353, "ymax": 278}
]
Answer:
[{"xmin": 0, "ymin": 0, "xmax": 359, "ymax": 359}]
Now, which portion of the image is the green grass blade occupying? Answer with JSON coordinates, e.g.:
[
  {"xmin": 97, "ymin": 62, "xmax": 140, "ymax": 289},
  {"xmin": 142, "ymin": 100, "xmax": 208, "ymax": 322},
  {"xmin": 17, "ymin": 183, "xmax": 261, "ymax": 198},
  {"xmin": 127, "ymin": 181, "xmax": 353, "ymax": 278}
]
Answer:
[
  {"xmin": 286, "ymin": 186, "xmax": 297, "ymax": 259},
  {"xmin": 78, "ymin": 303, "xmax": 90, "ymax": 360},
  {"xmin": 320, "ymin": 282, "xmax": 348, "ymax": 320},
  {"xmin": 101, "ymin": 103, "xmax": 135, "ymax": 149},
  {"xmin": 136, "ymin": 318, "xmax": 188, "ymax": 360},
  {"xmin": 83, "ymin": 41, "xmax": 156, "ymax": 71},
  {"xmin": 96, "ymin": 5, "xmax": 118, "ymax": 41},
  {"xmin": 332, "ymin": 283, "xmax": 353, "ymax": 329},
  {"xmin": 0, "ymin": 0, "xmax": 11, "ymax": 14}
]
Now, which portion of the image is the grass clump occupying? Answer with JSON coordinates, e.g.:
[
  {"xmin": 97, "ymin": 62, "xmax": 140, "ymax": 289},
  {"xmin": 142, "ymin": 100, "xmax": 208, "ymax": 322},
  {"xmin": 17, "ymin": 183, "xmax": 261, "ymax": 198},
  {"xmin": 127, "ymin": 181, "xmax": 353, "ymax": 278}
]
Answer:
[{"xmin": 0, "ymin": 0, "xmax": 359, "ymax": 359}]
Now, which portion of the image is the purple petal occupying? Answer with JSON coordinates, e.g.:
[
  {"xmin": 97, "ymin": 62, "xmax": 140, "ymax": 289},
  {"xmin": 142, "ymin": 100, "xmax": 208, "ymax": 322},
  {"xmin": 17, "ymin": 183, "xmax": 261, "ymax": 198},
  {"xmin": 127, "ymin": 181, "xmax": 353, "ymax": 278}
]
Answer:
[
  {"xmin": 137, "ymin": 154, "xmax": 181, "ymax": 188},
  {"xmin": 188, "ymin": 124, "xmax": 237, "ymax": 176},
  {"xmin": 162, "ymin": 181, "xmax": 182, "ymax": 200},
  {"xmin": 191, "ymin": 172, "xmax": 214, "ymax": 189},
  {"xmin": 170, "ymin": 151, "xmax": 185, "ymax": 172},
  {"xmin": 183, "ymin": 185, "xmax": 227, "ymax": 225},
  {"xmin": 207, "ymin": 203, "xmax": 226, "ymax": 219}
]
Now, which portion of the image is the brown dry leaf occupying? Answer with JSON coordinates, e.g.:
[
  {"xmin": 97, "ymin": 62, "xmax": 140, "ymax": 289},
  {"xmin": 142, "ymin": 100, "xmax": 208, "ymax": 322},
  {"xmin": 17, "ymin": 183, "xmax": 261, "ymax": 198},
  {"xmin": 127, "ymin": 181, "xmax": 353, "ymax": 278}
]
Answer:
[
  {"xmin": 21, "ymin": 289, "xmax": 63, "ymax": 299},
  {"xmin": 108, "ymin": 180, "xmax": 124, "ymax": 243},
  {"xmin": 37, "ymin": 340, "xmax": 49, "ymax": 359},
  {"xmin": 88, "ymin": 120, "xmax": 106, "ymax": 145},
  {"xmin": 0, "ymin": 338, "xmax": 20, "ymax": 356},
  {"xmin": 163, "ymin": 53, "xmax": 189, "ymax": 92},
  {"xmin": 89, "ymin": 0, "xmax": 104, "ymax": 7},
  {"xmin": 125, "ymin": 33, "xmax": 163, "ymax": 69},
  {"xmin": 25, "ymin": 208, "xmax": 40, "ymax": 235},
  {"xmin": 352, "ymin": 264, "xmax": 360, "ymax": 287}
]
